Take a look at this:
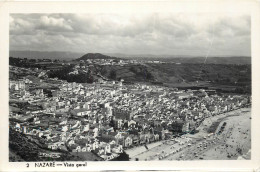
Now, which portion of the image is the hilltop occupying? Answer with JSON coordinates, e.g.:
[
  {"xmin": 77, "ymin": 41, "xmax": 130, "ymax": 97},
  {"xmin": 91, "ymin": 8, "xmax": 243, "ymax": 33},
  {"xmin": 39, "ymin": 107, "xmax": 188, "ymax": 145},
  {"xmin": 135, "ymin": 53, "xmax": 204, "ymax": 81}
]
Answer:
[{"xmin": 75, "ymin": 53, "xmax": 119, "ymax": 61}]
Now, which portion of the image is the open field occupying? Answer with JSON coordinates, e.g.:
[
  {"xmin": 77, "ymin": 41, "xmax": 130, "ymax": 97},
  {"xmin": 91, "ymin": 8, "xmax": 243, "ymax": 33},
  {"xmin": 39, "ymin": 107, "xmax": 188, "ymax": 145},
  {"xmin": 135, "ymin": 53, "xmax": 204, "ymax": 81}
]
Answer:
[{"xmin": 126, "ymin": 108, "xmax": 251, "ymax": 161}]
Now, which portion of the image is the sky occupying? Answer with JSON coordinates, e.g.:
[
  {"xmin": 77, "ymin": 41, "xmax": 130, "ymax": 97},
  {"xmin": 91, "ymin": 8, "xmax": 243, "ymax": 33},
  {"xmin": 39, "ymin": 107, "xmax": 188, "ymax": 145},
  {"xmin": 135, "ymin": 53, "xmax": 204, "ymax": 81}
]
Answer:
[{"xmin": 9, "ymin": 13, "xmax": 251, "ymax": 57}]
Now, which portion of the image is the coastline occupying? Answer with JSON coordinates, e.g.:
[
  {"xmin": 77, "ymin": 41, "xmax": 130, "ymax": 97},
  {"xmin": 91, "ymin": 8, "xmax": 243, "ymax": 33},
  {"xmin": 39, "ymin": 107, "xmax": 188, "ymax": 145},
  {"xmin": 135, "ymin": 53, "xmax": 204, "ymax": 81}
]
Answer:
[{"xmin": 125, "ymin": 107, "xmax": 251, "ymax": 161}]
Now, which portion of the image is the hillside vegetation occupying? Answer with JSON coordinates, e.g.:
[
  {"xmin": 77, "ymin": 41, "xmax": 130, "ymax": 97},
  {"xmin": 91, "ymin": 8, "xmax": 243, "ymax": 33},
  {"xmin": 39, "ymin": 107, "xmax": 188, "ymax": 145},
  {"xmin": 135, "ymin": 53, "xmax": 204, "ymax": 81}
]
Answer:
[
  {"xmin": 46, "ymin": 62, "xmax": 251, "ymax": 94},
  {"xmin": 9, "ymin": 129, "xmax": 99, "ymax": 161},
  {"xmin": 9, "ymin": 55, "xmax": 251, "ymax": 93}
]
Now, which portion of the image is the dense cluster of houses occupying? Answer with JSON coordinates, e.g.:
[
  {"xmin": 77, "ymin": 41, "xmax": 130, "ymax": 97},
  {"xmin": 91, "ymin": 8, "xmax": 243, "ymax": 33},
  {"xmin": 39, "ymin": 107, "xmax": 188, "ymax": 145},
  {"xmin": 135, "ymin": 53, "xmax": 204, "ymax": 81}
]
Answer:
[
  {"xmin": 78, "ymin": 59, "xmax": 140, "ymax": 66},
  {"xmin": 9, "ymin": 65, "xmax": 250, "ymax": 161}
]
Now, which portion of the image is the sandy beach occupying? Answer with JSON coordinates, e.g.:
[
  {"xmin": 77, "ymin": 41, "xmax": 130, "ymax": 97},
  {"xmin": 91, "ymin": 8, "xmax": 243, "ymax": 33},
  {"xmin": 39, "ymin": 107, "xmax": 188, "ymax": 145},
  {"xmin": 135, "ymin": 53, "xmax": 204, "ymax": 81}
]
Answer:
[{"xmin": 126, "ymin": 107, "xmax": 251, "ymax": 161}]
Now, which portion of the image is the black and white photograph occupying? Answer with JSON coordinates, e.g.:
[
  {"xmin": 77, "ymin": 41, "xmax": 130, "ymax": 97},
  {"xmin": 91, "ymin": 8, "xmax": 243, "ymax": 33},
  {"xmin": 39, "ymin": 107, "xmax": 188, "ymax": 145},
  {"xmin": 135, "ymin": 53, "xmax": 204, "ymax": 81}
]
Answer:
[
  {"xmin": 1, "ymin": 1, "xmax": 260, "ymax": 171},
  {"xmin": 8, "ymin": 12, "xmax": 252, "ymax": 162}
]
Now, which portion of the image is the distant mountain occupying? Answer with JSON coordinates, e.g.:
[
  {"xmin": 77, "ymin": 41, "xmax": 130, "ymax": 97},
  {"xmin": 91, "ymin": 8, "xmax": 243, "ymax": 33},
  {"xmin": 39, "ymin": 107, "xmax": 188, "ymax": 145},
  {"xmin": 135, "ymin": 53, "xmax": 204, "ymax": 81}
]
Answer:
[
  {"xmin": 76, "ymin": 53, "xmax": 119, "ymax": 61},
  {"xmin": 10, "ymin": 50, "xmax": 85, "ymax": 60}
]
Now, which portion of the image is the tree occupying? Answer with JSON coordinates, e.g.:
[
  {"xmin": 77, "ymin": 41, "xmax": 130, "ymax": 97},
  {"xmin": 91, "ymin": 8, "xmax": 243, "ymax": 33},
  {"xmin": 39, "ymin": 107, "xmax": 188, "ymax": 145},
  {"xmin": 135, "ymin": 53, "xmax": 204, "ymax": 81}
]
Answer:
[
  {"xmin": 112, "ymin": 151, "xmax": 130, "ymax": 161},
  {"xmin": 109, "ymin": 119, "xmax": 115, "ymax": 128},
  {"xmin": 109, "ymin": 70, "xmax": 117, "ymax": 80}
]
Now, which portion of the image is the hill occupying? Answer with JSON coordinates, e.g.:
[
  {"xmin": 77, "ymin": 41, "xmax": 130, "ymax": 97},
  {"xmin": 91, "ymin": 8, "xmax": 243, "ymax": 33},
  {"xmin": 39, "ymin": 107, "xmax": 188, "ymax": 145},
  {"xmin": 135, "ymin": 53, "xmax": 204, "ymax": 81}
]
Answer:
[
  {"xmin": 101, "ymin": 63, "xmax": 251, "ymax": 93},
  {"xmin": 76, "ymin": 53, "xmax": 119, "ymax": 61},
  {"xmin": 100, "ymin": 63, "xmax": 250, "ymax": 84},
  {"xmin": 46, "ymin": 62, "xmax": 251, "ymax": 93}
]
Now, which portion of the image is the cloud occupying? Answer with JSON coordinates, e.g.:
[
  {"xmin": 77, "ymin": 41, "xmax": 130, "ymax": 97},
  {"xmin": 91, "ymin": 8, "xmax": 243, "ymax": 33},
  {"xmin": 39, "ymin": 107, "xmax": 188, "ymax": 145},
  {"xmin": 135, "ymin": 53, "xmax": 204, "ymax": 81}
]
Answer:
[
  {"xmin": 38, "ymin": 15, "xmax": 73, "ymax": 31},
  {"xmin": 10, "ymin": 16, "xmax": 36, "ymax": 35},
  {"xmin": 210, "ymin": 15, "xmax": 250, "ymax": 38},
  {"xmin": 9, "ymin": 13, "xmax": 251, "ymax": 56}
]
